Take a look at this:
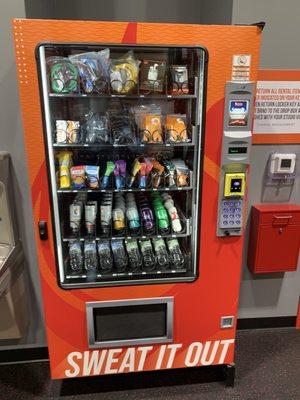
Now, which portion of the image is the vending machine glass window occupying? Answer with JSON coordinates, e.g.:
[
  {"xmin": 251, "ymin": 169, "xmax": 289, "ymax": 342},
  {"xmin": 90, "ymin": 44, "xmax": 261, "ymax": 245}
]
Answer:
[{"xmin": 37, "ymin": 44, "xmax": 206, "ymax": 288}]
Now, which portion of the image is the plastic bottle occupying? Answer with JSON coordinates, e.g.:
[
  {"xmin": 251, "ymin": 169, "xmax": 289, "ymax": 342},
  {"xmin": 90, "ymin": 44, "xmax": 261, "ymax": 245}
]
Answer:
[
  {"xmin": 69, "ymin": 242, "xmax": 83, "ymax": 273},
  {"xmin": 140, "ymin": 240, "xmax": 156, "ymax": 271},
  {"xmin": 125, "ymin": 240, "xmax": 143, "ymax": 270},
  {"xmin": 84, "ymin": 241, "xmax": 98, "ymax": 272},
  {"xmin": 111, "ymin": 240, "xmax": 128, "ymax": 272},
  {"xmin": 97, "ymin": 241, "xmax": 113, "ymax": 272},
  {"xmin": 153, "ymin": 238, "xmax": 169, "ymax": 270},
  {"xmin": 167, "ymin": 238, "xmax": 185, "ymax": 269}
]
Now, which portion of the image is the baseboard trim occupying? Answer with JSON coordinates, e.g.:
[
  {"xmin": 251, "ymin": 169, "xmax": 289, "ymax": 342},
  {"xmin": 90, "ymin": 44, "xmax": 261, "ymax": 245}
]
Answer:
[
  {"xmin": 0, "ymin": 317, "xmax": 296, "ymax": 364},
  {"xmin": 237, "ymin": 316, "xmax": 296, "ymax": 330}
]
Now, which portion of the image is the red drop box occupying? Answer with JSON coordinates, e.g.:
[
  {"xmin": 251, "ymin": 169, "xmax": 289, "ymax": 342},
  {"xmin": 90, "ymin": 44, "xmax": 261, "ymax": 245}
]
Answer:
[{"xmin": 248, "ymin": 204, "xmax": 300, "ymax": 273}]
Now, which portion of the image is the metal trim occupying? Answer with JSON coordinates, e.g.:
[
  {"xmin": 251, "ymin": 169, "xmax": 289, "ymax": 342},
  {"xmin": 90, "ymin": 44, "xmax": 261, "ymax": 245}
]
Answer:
[{"xmin": 86, "ymin": 297, "xmax": 174, "ymax": 348}]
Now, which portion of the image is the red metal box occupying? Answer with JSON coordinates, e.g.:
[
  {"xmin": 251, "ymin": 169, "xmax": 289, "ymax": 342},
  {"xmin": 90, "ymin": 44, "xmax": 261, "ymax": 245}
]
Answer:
[{"xmin": 248, "ymin": 204, "xmax": 300, "ymax": 273}]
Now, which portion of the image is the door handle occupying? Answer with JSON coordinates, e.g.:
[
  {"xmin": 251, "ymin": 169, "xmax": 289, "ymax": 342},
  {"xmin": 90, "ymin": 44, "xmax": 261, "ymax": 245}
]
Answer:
[
  {"xmin": 273, "ymin": 215, "xmax": 292, "ymax": 219},
  {"xmin": 38, "ymin": 221, "xmax": 48, "ymax": 240}
]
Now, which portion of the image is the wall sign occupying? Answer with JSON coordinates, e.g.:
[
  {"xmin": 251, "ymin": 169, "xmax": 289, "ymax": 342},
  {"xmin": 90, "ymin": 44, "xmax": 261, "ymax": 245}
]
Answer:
[
  {"xmin": 254, "ymin": 81, "xmax": 300, "ymax": 133},
  {"xmin": 253, "ymin": 70, "xmax": 300, "ymax": 144}
]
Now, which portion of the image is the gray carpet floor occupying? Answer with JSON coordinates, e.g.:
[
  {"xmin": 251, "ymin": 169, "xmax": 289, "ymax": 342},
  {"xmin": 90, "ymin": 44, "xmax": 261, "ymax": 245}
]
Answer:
[{"xmin": 0, "ymin": 328, "xmax": 299, "ymax": 400}]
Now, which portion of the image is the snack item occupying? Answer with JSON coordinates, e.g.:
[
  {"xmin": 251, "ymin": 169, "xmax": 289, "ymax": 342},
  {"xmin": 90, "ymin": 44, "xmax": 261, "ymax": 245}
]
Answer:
[
  {"xmin": 57, "ymin": 151, "xmax": 72, "ymax": 189},
  {"xmin": 164, "ymin": 160, "xmax": 176, "ymax": 187},
  {"xmin": 140, "ymin": 114, "xmax": 163, "ymax": 143},
  {"xmin": 114, "ymin": 160, "xmax": 126, "ymax": 189},
  {"xmin": 110, "ymin": 51, "xmax": 139, "ymax": 94},
  {"xmin": 85, "ymin": 165, "xmax": 99, "ymax": 189},
  {"xmin": 140, "ymin": 60, "xmax": 166, "ymax": 93},
  {"xmin": 98, "ymin": 241, "xmax": 113, "ymax": 272},
  {"xmin": 101, "ymin": 161, "xmax": 115, "ymax": 189},
  {"xmin": 100, "ymin": 195, "xmax": 113, "ymax": 235},
  {"xmin": 128, "ymin": 159, "xmax": 141, "ymax": 187},
  {"xmin": 165, "ymin": 114, "xmax": 189, "ymax": 143},
  {"xmin": 85, "ymin": 201, "xmax": 97, "ymax": 236},
  {"xmin": 70, "ymin": 165, "xmax": 86, "ymax": 189},
  {"xmin": 47, "ymin": 57, "xmax": 78, "ymax": 93},
  {"xmin": 151, "ymin": 160, "xmax": 165, "ymax": 188},
  {"xmin": 172, "ymin": 159, "xmax": 190, "ymax": 187},
  {"xmin": 170, "ymin": 65, "xmax": 189, "ymax": 94},
  {"xmin": 69, "ymin": 242, "xmax": 83, "ymax": 273}
]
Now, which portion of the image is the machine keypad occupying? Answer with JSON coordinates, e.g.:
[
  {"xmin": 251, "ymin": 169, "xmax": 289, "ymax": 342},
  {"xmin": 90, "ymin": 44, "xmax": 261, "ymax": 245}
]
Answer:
[{"xmin": 220, "ymin": 199, "xmax": 243, "ymax": 229}]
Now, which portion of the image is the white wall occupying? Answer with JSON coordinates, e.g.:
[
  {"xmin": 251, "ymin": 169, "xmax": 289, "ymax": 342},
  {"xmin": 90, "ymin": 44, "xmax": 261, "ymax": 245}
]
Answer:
[
  {"xmin": 232, "ymin": 0, "xmax": 300, "ymax": 319},
  {"xmin": 232, "ymin": 0, "xmax": 300, "ymax": 69},
  {"xmin": 0, "ymin": 0, "xmax": 46, "ymax": 346}
]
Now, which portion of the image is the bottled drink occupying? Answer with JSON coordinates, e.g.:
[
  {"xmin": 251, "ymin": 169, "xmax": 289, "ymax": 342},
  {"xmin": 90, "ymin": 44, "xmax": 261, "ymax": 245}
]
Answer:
[
  {"xmin": 111, "ymin": 240, "xmax": 128, "ymax": 272},
  {"xmin": 69, "ymin": 242, "xmax": 83, "ymax": 273},
  {"xmin": 140, "ymin": 240, "xmax": 156, "ymax": 271},
  {"xmin": 100, "ymin": 195, "xmax": 112, "ymax": 235},
  {"xmin": 153, "ymin": 238, "xmax": 169, "ymax": 270},
  {"xmin": 152, "ymin": 196, "xmax": 170, "ymax": 233},
  {"xmin": 97, "ymin": 241, "xmax": 113, "ymax": 273},
  {"xmin": 125, "ymin": 240, "xmax": 142, "ymax": 270},
  {"xmin": 139, "ymin": 196, "xmax": 155, "ymax": 234},
  {"xmin": 69, "ymin": 200, "xmax": 82, "ymax": 236},
  {"xmin": 84, "ymin": 241, "xmax": 98, "ymax": 272},
  {"xmin": 167, "ymin": 238, "xmax": 185, "ymax": 269},
  {"xmin": 85, "ymin": 201, "xmax": 97, "ymax": 236},
  {"xmin": 164, "ymin": 197, "xmax": 182, "ymax": 233}
]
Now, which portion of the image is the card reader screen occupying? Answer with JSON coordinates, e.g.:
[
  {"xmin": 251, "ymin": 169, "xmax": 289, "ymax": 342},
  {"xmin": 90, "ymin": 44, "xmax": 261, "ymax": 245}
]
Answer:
[
  {"xmin": 229, "ymin": 100, "xmax": 249, "ymax": 126},
  {"xmin": 281, "ymin": 159, "xmax": 292, "ymax": 168},
  {"xmin": 230, "ymin": 178, "xmax": 243, "ymax": 193},
  {"xmin": 228, "ymin": 147, "xmax": 247, "ymax": 154}
]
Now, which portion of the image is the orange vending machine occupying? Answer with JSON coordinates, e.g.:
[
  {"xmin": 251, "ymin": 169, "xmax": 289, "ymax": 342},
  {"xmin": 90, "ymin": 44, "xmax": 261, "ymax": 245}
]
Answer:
[{"xmin": 13, "ymin": 19, "xmax": 262, "ymax": 383}]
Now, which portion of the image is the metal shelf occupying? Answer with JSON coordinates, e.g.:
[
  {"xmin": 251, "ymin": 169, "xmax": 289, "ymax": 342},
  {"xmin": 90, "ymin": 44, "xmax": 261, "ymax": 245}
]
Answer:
[
  {"xmin": 57, "ymin": 186, "xmax": 193, "ymax": 193},
  {"xmin": 53, "ymin": 141, "xmax": 195, "ymax": 148},
  {"xmin": 65, "ymin": 267, "xmax": 187, "ymax": 280},
  {"xmin": 49, "ymin": 93, "xmax": 197, "ymax": 100},
  {"xmin": 62, "ymin": 231, "xmax": 190, "ymax": 242}
]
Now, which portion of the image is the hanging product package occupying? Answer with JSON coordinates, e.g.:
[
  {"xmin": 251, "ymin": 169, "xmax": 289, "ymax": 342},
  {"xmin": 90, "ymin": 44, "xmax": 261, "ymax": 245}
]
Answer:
[
  {"xmin": 56, "ymin": 120, "xmax": 80, "ymax": 144},
  {"xmin": 81, "ymin": 112, "xmax": 110, "ymax": 144},
  {"xmin": 140, "ymin": 114, "xmax": 163, "ymax": 143},
  {"xmin": 172, "ymin": 159, "xmax": 190, "ymax": 187},
  {"xmin": 170, "ymin": 65, "xmax": 189, "ymax": 94},
  {"xmin": 70, "ymin": 165, "xmax": 86, "ymax": 189},
  {"xmin": 110, "ymin": 112, "xmax": 136, "ymax": 144},
  {"xmin": 47, "ymin": 57, "xmax": 79, "ymax": 93},
  {"xmin": 140, "ymin": 59, "xmax": 166, "ymax": 93},
  {"xmin": 69, "ymin": 48, "xmax": 110, "ymax": 93},
  {"xmin": 110, "ymin": 51, "xmax": 140, "ymax": 94},
  {"xmin": 85, "ymin": 165, "xmax": 99, "ymax": 189},
  {"xmin": 165, "ymin": 114, "xmax": 189, "ymax": 143}
]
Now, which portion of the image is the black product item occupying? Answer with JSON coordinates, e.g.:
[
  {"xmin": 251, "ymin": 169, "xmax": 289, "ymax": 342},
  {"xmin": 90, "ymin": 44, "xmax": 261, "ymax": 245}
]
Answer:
[
  {"xmin": 110, "ymin": 113, "xmax": 136, "ymax": 145},
  {"xmin": 81, "ymin": 112, "xmax": 110, "ymax": 144}
]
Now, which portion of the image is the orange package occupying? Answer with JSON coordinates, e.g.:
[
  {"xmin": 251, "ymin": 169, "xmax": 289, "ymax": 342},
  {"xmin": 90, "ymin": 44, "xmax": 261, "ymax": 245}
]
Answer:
[
  {"xmin": 166, "ymin": 114, "xmax": 189, "ymax": 143},
  {"xmin": 141, "ymin": 114, "xmax": 163, "ymax": 143}
]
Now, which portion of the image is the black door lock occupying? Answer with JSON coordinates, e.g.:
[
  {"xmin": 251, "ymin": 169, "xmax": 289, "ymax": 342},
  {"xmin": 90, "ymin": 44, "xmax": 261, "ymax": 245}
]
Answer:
[{"xmin": 38, "ymin": 221, "xmax": 48, "ymax": 240}]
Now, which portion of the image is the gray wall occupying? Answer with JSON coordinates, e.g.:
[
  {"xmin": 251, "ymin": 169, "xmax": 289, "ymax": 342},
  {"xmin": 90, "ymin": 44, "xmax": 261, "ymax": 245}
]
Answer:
[
  {"xmin": 0, "ymin": 0, "xmax": 46, "ymax": 347},
  {"xmin": 232, "ymin": 0, "xmax": 300, "ymax": 319}
]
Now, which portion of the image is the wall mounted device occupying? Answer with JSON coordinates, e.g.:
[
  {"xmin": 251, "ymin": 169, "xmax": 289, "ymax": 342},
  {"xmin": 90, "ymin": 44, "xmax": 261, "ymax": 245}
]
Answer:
[
  {"xmin": 217, "ymin": 81, "xmax": 255, "ymax": 237},
  {"xmin": 269, "ymin": 153, "xmax": 297, "ymax": 179}
]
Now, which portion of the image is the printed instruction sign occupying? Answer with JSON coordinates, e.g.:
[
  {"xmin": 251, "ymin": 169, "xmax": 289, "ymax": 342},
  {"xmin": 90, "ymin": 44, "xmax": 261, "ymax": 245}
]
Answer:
[
  {"xmin": 254, "ymin": 81, "xmax": 300, "ymax": 133},
  {"xmin": 232, "ymin": 54, "xmax": 251, "ymax": 81}
]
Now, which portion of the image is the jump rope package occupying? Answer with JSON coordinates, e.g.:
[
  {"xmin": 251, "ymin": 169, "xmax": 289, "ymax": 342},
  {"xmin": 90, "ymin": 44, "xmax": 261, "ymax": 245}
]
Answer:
[
  {"xmin": 110, "ymin": 51, "xmax": 140, "ymax": 94},
  {"xmin": 80, "ymin": 112, "xmax": 110, "ymax": 144},
  {"xmin": 47, "ymin": 57, "xmax": 79, "ymax": 93},
  {"xmin": 109, "ymin": 112, "xmax": 136, "ymax": 144},
  {"xmin": 69, "ymin": 49, "xmax": 110, "ymax": 93}
]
